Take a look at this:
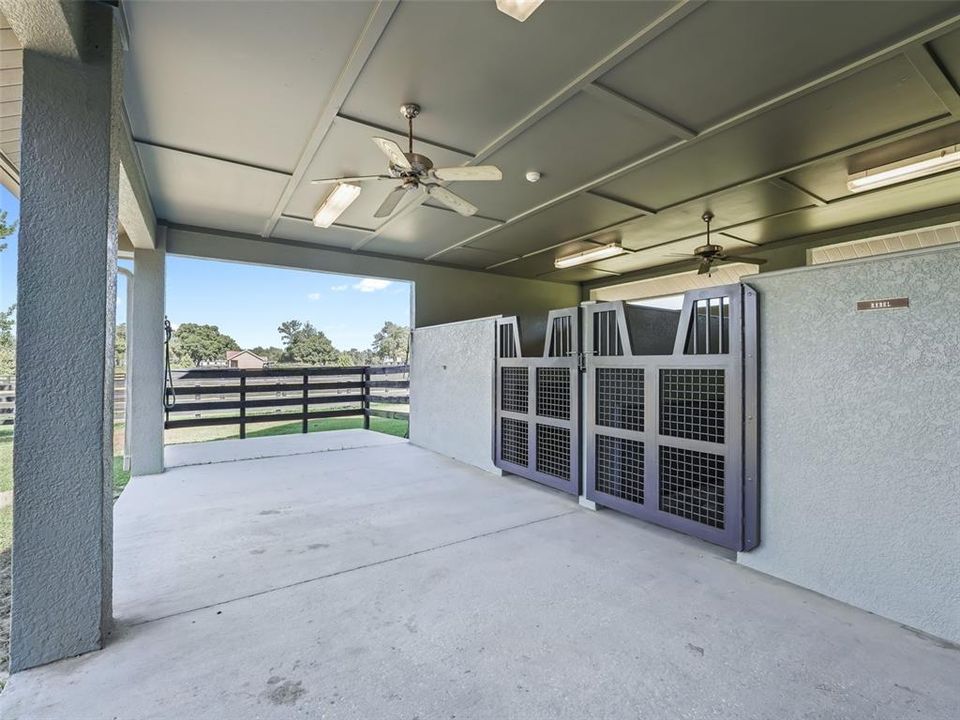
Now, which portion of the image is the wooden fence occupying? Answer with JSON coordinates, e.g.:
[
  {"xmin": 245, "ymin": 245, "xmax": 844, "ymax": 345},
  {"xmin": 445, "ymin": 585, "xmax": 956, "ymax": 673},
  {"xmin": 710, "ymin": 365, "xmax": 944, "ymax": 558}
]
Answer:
[
  {"xmin": 164, "ymin": 365, "xmax": 409, "ymax": 438},
  {"xmin": 0, "ymin": 374, "xmax": 127, "ymax": 427}
]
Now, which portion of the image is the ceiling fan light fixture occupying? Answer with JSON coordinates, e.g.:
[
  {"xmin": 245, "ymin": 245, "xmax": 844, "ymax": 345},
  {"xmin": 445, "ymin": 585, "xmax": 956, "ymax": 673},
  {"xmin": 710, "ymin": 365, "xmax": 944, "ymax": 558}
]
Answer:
[
  {"xmin": 313, "ymin": 182, "xmax": 361, "ymax": 228},
  {"xmin": 554, "ymin": 243, "xmax": 625, "ymax": 269},
  {"xmin": 847, "ymin": 144, "xmax": 960, "ymax": 192},
  {"xmin": 496, "ymin": 0, "xmax": 544, "ymax": 22}
]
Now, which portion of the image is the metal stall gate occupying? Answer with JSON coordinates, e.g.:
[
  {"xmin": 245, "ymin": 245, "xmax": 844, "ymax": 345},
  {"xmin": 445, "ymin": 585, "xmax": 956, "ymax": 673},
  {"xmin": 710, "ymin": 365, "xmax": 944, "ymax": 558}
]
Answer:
[
  {"xmin": 584, "ymin": 284, "xmax": 759, "ymax": 550},
  {"xmin": 495, "ymin": 308, "xmax": 580, "ymax": 495}
]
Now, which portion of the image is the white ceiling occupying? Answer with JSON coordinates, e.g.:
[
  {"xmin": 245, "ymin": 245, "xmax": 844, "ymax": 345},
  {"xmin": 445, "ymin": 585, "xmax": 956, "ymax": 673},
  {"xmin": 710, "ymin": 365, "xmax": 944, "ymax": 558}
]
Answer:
[{"xmin": 122, "ymin": 0, "xmax": 960, "ymax": 282}]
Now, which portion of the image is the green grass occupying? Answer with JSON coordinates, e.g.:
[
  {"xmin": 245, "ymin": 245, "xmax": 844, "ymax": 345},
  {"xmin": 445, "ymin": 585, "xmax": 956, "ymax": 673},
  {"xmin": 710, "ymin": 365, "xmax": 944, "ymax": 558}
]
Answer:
[
  {"xmin": 164, "ymin": 414, "xmax": 407, "ymax": 444},
  {"xmin": 0, "ymin": 439, "xmax": 10, "ymax": 493}
]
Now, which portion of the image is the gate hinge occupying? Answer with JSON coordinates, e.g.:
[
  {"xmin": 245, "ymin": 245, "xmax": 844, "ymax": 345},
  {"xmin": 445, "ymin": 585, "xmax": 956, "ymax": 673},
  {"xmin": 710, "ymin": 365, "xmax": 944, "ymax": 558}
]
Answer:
[{"xmin": 577, "ymin": 351, "xmax": 587, "ymax": 372}]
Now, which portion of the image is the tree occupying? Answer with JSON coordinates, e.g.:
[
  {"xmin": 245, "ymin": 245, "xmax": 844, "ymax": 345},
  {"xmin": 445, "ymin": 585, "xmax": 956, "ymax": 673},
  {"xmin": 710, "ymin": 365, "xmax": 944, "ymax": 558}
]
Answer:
[
  {"xmin": 115, "ymin": 322, "xmax": 127, "ymax": 368},
  {"xmin": 277, "ymin": 320, "xmax": 337, "ymax": 365},
  {"xmin": 0, "ymin": 209, "xmax": 16, "ymax": 375},
  {"xmin": 336, "ymin": 347, "xmax": 375, "ymax": 367},
  {"xmin": 372, "ymin": 321, "xmax": 410, "ymax": 364},
  {"xmin": 251, "ymin": 345, "xmax": 283, "ymax": 363},
  {"xmin": 172, "ymin": 323, "xmax": 240, "ymax": 366}
]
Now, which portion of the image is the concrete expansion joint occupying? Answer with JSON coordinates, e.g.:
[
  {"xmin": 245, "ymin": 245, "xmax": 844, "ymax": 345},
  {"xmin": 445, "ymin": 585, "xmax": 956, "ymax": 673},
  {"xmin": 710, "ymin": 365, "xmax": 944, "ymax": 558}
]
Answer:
[{"xmin": 125, "ymin": 509, "xmax": 578, "ymax": 628}]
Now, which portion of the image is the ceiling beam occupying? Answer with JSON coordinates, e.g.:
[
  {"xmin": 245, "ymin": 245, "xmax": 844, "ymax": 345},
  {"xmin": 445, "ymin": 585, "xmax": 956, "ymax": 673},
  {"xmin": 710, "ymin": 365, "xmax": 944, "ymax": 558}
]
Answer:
[
  {"xmin": 350, "ymin": 0, "xmax": 706, "ymax": 253},
  {"xmin": 261, "ymin": 0, "xmax": 400, "ymax": 238},
  {"xmin": 905, "ymin": 44, "xmax": 960, "ymax": 118},
  {"xmin": 426, "ymin": 12, "xmax": 960, "ymax": 263},
  {"xmin": 586, "ymin": 189, "xmax": 657, "ymax": 215},
  {"xmin": 582, "ymin": 83, "xmax": 696, "ymax": 140}
]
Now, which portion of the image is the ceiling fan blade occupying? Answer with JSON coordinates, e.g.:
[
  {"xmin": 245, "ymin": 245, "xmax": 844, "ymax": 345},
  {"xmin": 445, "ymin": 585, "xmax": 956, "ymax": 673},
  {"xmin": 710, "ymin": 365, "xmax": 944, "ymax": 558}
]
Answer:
[
  {"xmin": 374, "ymin": 186, "xmax": 407, "ymax": 218},
  {"xmin": 432, "ymin": 165, "xmax": 503, "ymax": 182},
  {"xmin": 719, "ymin": 254, "xmax": 768, "ymax": 266},
  {"xmin": 697, "ymin": 259, "xmax": 713, "ymax": 275},
  {"xmin": 427, "ymin": 185, "xmax": 478, "ymax": 216},
  {"xmin": 372, "ymin": 137, "xmax": 412, "ymax": 170},
  {"xmin": 310, "ymin": 175, "xmax": 391, "ymax": 185}
]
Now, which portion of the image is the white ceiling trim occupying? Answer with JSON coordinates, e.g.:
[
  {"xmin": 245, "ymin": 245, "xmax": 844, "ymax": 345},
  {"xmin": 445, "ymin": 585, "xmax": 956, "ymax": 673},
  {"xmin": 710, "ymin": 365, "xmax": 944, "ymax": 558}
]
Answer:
[
  {"xmin": 261, "ymin": 0, "xmax": 400, "ymax": 238},
  {"xmin": 905, "ymin": 44, "xmax": 960, "ymax": 118},
  {"xmin": 427, "ymin": 12, "xmax": 960, "ymax": 263}
]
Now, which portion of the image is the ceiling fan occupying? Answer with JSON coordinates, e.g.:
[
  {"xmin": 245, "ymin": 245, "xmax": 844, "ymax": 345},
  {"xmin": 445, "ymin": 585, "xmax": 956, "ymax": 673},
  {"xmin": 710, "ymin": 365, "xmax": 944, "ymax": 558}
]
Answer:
[
  {"xmin": 310, "ymin": 103, "xmax": 502, "ymax": 219},
  {"xmin": 667, "ymin": 212, "xmax": 767, "ymax": 276}
]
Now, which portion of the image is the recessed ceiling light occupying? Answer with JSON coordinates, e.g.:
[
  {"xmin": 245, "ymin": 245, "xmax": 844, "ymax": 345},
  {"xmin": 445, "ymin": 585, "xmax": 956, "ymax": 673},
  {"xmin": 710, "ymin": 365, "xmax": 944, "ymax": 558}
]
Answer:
[
  {"xmin": 496, "ymin": 0, "xmax": 544, "ymax": 23},
  {"xmin": 525, "ymin": 170, "xmax": 542, "ymax": 183},
  {"xmin": 554, "ymin": 243, "xmax": 626, "ymax": 269},
  {"xmin": 847, "ymin": 144, "xmax": 960, "ymax": 192},
  {"xmin": 313, "ymin": 182, "xmax": 361, "ymax": 228}
]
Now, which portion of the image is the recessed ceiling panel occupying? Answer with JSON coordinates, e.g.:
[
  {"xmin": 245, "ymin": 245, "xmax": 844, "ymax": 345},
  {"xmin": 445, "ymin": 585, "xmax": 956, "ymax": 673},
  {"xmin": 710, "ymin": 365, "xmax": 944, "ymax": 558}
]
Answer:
[
  {"xmin": 725, "ymin": 170, "xmax": 960, "ymax": 245},
  {"xmin": 437, "ymin": 93, "xmax": 674, "ymax": 220},
  {"xmin": 596, "ymin": 56, "xmax": 945, "ymax": 210},
  {"xmin": 137, "ymin": 144, "xmax": 288, "ymax": 235},
  {"xmin": 123, "ymin": 1, "xmax": 376, "ymax": 170},
  {"xmin": 614, "ymin": 181, "xmax": 817, "ymax": 251},
  {"xmin": 929, "ymin": 26, "xmax": 960, "ymax": 85},
  {"xmin": 363, "ymin": 205, "xmax": 499, "ymax": 259},
  {"xmin": 339, "ymin": 1, "xmax": 673, "ymax": 152},
  {"xmin": 284, "ymin": 116, "xmax": 471, "ymax": 230},
  {"xmin": 467, "ymin": 194, "xmax": 640, "ymax": 256},
  {"xmin": 437, "ymin": 246, "xmax": 515, "ymax": 270},
  {"xmin": 599, "ymin": 1, "xmax": 959, "ymax": 131},
  {"xmin": 273, "ymin": 217, "xmax": 370, "ymax": 250}
]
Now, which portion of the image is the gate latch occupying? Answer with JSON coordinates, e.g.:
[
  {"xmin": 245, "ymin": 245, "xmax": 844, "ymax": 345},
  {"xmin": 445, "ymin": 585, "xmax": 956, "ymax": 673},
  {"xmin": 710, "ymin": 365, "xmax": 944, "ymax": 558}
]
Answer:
[{"xmin": 577, "ymin": 351, "xmax": 587, "ymax": 373}]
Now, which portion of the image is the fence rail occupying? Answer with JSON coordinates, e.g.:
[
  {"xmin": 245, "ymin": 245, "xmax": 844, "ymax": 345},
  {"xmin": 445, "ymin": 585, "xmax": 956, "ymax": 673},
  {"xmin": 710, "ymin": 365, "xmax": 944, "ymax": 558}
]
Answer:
[
  {"xmin": 0, "ymin": 374, "xmax": 127, "ymax": 426},
  {"xmin": 164, "ymin": 365, "xmax": 409, "ymax": 438}
]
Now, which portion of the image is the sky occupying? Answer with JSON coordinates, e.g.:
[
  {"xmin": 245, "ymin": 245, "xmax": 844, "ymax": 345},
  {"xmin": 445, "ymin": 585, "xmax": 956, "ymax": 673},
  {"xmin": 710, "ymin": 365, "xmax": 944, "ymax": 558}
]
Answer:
[{"xmin": 0, "ymin": 185, "xmax": 411, "ymax": 351}]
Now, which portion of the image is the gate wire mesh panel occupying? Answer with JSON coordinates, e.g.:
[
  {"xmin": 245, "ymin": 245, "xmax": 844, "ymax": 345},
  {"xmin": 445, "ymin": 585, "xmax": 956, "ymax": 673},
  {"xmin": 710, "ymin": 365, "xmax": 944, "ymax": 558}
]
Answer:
[
  {"xmin": 501, "ymin": 417, "xmax": 528, "ymax": 467},
  {"xmin": 596, "ymin": 368, "xmax": 644, "ymax": 431},
  {"xmin": 501, "ymin": 366, "xmax": 528, "ymax": 413},
  {"xmin": 659, "ymin": 369, "xmax": 725, "ymax": 443},
  {"xmin": 659, "ymin": 445, "xmax": 725, "ymax": 528},
  {"xmin": 536, "ymin": 424, "xmax": 570, "ymax": 480},
  {"xmin": 596, "ymin": 435, "xmax": 644, "ymax": 504},
  {"xmin": 536, "ymin": 367, "xmax": 570, "ymax": 420}
]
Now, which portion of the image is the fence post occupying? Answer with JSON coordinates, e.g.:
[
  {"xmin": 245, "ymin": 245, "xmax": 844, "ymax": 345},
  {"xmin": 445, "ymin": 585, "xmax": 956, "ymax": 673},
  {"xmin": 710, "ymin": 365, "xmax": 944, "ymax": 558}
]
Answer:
[
  {"xmin": 363, "ymin": 366, "xmax": 371, "ymax": 430},
  {"xmin": 239, "ymin": 371, "xmax": 246, "ymax": 439},
  {"xmin": 302, "ymin": 372, "xmax": 309, "ymax": 434}
]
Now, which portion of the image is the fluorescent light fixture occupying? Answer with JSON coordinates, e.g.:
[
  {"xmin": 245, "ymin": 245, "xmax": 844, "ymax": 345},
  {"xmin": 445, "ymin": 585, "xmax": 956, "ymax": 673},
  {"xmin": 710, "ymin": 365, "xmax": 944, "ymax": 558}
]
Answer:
[
  {"xmin": 847, "ymin": 144, "xmax": 960, "ymax": 192},
  {"xmin": 496, "ymin": 0, "xmax": 544, "ymax": 22},
  {"xmin": 554, "ymin": 243, "xmax": 626, "ymax": 269},
  {"xmin": 313, "ymin": 182, "xmax": 361, "ymax": 228}
]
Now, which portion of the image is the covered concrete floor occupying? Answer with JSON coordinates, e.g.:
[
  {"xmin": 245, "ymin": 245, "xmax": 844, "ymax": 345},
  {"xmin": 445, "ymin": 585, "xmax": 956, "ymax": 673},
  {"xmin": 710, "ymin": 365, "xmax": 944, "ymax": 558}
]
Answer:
[{"xmin": 2, "ymin": 434, "xmax": 958, "ymax": 719}]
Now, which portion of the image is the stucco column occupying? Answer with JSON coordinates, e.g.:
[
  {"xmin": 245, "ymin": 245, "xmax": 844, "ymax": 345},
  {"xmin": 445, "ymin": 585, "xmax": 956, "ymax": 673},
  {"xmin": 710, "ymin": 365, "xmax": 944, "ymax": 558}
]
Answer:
[
  {"xmin": 128, "ymin": 228, "xmax": 166, "ymax": 476},
  {"xmin": 8, "ymin": 2, "xmax": 121, "ymax": 671}
]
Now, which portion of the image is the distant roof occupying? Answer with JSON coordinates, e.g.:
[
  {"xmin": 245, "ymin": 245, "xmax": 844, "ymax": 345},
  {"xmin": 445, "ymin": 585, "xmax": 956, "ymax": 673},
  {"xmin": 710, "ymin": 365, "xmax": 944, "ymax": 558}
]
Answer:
[{"xmin": 226, "ymin": 349, "xmax": 266, "ymax": 362}]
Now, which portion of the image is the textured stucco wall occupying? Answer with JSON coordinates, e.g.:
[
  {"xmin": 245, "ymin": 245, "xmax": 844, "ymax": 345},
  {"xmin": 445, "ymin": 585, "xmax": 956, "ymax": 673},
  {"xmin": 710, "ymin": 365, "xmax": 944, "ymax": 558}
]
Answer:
[
  {"xmin": 128, "ymin": 229, "xmax": 166, "ymax": 475},
  {"xmin": 10, "ymin": 2, "xmax": 120, "ymax": 671},
  {"xmin": 165, "ymin": 226, "xmax": 579, "ymax": 331},
  {"xmin": 409, "ymin": 317, "xmax": 500, "ymax": 474},
  {"xmin": 738, "ymin": 246, "xmax": 960, "ymax": 643}
]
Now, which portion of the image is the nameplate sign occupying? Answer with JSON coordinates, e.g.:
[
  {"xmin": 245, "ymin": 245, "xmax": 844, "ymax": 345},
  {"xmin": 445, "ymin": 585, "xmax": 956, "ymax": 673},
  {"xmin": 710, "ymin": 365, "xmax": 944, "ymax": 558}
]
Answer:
[{"xmin": 856, "ymin": 297, "xmax": 909, "ymax": 311}]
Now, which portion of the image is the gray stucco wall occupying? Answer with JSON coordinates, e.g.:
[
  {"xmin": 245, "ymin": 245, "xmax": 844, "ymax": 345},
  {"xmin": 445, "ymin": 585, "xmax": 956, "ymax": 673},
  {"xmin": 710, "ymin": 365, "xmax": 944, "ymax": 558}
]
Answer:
[
  {"xmin": 738, "ymin": 246, "xmax": 960, "ymax": 643},
  {"xmin": 409, "ymin": 317, "xmax": 501, "ymax": 474},
  {"xmin": 165, "ymin": 225, "xmax": 580, "ymax": 331}
]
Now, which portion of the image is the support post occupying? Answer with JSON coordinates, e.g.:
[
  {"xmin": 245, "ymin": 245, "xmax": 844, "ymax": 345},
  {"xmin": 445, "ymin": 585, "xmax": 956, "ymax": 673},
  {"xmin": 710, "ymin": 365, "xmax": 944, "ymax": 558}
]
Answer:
[
  {"xmin": 301, "ymin": 373, "xmax": 308, "ymax": 433},
  {"xmin": 362, "ymin": 367, "xmax": 371, "ymax": 429},
  {"xmin": 128, "ymin": 227, "xmax": 166, "ymax": 475},
  {"xmin": 8, "ymin": 1, "xmax": 121, "ymax": 672},
  {"xmin": 239, "ymin": 372, "xmax": 247, "ymax": 439}
]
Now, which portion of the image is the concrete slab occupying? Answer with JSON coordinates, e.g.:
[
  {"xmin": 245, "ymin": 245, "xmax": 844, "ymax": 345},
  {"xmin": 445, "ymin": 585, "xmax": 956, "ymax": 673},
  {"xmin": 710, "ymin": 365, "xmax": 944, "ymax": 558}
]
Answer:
[
  {"xmin": 2, "ymin": 443, "xmax": 958, "ymax": 719},
  {"xmin": 163, "ymin": 428, "xmax": 405, "ymax": 468}
]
